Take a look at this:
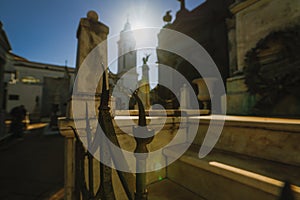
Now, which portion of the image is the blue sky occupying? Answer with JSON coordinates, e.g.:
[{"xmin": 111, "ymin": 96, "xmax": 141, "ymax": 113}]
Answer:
[{"xmin": 0, "ymin": 0, "xmax": 203, "ymax": 69}]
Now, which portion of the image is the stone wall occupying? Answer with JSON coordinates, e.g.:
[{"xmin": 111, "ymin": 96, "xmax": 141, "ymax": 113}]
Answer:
[
  {"xmin": 226, "ymin": 0, "xmax": 300, "ymax": 116},
  {"xmin": 6, "ymin": 83, "xmax": 42, "ymax": 115},
  {"xmin": 0, "ymin": 58, "xmax": 6, "ymax": 136},
  {"xmin": 59, "ymin": 114, "xmax": 300, "ymax": 199},
  {"xmin": 4, "ymin": 57, "xmax": 75, "ymax": 117},
  {"xmin": 226, "ymin": 75, "xmax": 257, "ymax": 115},
  {"xmin": 156, "ymin": 0, "xmax": 233, "ymax": 109},
  {"xmin": 232, "ymin": 0, "xmax": 300, "ymax": 69},
  {"xmin": 0, "ymin": 22, "xmax": 11, "ymax": 136},
  {"xmin": 42, "ymin": 77, "xmax": 70, "ymax": 117}
]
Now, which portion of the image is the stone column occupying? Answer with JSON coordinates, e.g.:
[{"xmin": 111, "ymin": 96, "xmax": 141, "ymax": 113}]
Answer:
[
  {"xmin": 226, "ymin": 16, "xmax": 237, "ymax": 76},
  {"xmin": 74, "ymin": 10, "xmax": 109, "ymax": 96},
  {"xmin": 58, "ymin": 118, "xmax": 75, "ymax": 200},
  {"xmin": 180, "ymin": 83, "xmax": 190, "ymax": 109},
  {"xmin": 137, "ymin": 63, "xmax": 151, "ymax": 110},
  {"xmin": 69, "ymin": 10, "xmax": 110, "ymax": 119},
  {"xmin": 58, "ymin": 10, "xmax": 109, "ymax": 200}
]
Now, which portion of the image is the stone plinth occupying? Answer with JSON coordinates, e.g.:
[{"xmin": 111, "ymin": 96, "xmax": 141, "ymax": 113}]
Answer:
[
  {"xmin": 166, "ymin": 115, "xmax": 300, "ymax": 199},
  {"xmin": 226, "ymin": 75, "xmax": 257, "ymax": 115},
  {"xmin": 226, "ymin": 74, "xmax": 300, "ymax": 117}
]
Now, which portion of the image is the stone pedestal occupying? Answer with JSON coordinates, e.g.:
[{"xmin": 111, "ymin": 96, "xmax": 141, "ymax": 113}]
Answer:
[
  {"xmin": 137, "ymin": 83, "xmax": 150, "ymax": 110},
  {"xmin": 58, "ymin": 118, "xmax": 75, "ymax": 200},
  {"xmin": 137, "ymin": 63, "xmax": 151, "ymax": 110},
  {"xmin": 226, "ymin": 75, "xmax": 257, "ymax": 115}
]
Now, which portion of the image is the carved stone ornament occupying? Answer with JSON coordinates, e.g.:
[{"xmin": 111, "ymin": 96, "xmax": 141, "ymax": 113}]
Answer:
[{"xmin": 244, "ymin": 25, "xmax": 300, "ymax": 111}]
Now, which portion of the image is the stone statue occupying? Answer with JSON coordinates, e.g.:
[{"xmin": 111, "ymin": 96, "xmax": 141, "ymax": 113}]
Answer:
[
  {"xmin": 163, "ymin": 10, "xmax": 172, "ymax": 23},
  {"xmin": 142, "ymin": 54, "xmax": 151, "ymax": 65}
]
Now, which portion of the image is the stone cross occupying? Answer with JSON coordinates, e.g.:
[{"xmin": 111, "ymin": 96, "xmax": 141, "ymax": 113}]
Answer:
[{"xmin": 178, "ymin": 0, "xmax": 186, "ymax": 10}]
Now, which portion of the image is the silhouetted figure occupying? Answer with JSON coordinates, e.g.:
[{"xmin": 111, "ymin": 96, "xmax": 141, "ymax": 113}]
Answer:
[
  {"xmin": 50, "ymin": 104, "xmax": 59, "ymax": 130},
  {"xmin": 10, "ymin": 105, "xmax": 27, "ymax": 138},
  {"xmin": 279, "ymin": 182, "xmax": 295, "ymax": 200}
]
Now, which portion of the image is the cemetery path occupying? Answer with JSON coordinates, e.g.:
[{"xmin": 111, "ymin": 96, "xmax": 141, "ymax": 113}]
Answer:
[{"xmin": 0, "ymin": 127, "xmax": 64, "ymax": 200}]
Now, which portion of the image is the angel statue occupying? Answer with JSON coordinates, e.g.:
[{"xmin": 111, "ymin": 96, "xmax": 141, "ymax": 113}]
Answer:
[{"xmin": 142, "ymin": 54, "xmax": 151, "ymax": 65}]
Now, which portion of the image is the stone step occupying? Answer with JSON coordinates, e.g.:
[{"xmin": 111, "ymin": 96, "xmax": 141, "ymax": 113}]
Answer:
[
  {"xmin": 163, "ymin": 144, "xmax": 300, "ymax": 200},
  {"xmin": 148, "ymin": 179, "xmax": 205, "ymax": 200},
  {"xmin": 113, "ymin": 168, "xmax": 202, "ymax": 199}
]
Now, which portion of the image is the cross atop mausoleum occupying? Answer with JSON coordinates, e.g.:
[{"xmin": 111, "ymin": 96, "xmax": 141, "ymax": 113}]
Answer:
[{"xmin": 178, "ymin": 0, "xmax": 186, "ymax": 10}]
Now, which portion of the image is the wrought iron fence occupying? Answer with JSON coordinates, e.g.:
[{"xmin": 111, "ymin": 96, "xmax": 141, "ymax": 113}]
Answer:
[{"xmin": 70, "ymin": 68, "xmax": 152, "ymax": 200}]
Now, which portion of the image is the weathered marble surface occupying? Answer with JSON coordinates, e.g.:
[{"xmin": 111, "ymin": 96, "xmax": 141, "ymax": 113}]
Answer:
[
  {"xmin": 191, "ymin": 115, "xmax": 300, "ymax": 166},
  {"xmin": 59, "ymin": 113, "xmax": 300, "ymax": 199},
  {"xmin": 74, "ymin": 11, "xmax": 109, "ymax": 94},
  {"xmin": 226, "ymin": 75, "xmax": 257, "ymax": 115},
  {"xmin": 232, "ymin": 0, "xmax": 300, "ymax": 69}
]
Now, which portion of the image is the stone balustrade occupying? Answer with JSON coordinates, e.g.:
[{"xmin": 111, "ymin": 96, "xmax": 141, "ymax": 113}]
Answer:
[{"xmin": 59, "ymin": 112, "xmax": 300, "ymax": 199}]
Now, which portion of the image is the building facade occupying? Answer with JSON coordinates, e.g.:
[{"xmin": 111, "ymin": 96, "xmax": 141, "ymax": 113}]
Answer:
[
  {"xmin": 0, "ymin": 22, "xmax": 11, "ymax": 135},
  {"xmin": 4, "ymin": 53, "xmax": 75, "ymax": 119},
  {"xmin": 156, "ymin": 0, "xmax": 300, "ymax": 117}
]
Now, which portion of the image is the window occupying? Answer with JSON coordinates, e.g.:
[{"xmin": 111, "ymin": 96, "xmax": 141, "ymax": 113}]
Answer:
[
  {"xmin": 9, "ymin": 94, "xmax": 19, "ymax": 100},
  {"xmin": 21, "ymin": 76, "xmax": 41, "ymax": 84}
]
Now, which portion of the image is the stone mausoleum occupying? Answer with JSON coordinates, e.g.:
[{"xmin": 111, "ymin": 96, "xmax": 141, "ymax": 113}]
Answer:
[
  {"xmin": 156, "ymin": 0, "xmax": 233, "ymax": 111},
  {"xmin": 226, "ymin": 0, "xmax": 300, "ymax": 117},
  {"xmin": 156, "ymin": 0, "xmax": 300, "ymax": 118}
]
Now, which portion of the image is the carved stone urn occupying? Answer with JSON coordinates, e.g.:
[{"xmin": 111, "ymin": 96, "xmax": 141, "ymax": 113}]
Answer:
[{"xmin": 192, "ymin": 78, "xmax": 217, "ymax": 110}]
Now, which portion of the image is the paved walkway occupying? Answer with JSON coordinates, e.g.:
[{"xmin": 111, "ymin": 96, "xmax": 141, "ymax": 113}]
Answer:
[{"xmin": 0, "ymin": 126, "xmax": 64, "ymax": 200}]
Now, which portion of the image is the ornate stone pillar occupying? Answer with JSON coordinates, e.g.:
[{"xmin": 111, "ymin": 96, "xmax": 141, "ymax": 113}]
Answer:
[
  {"xmin": 58, "ymin": 10, "xmax": 109, "ymax": 200},
  {"xmin": 137, "ymin": 63, "xmax": 151, "ymax": 110},
  {"xmin": 226, "ymin": 16, "xmax": 238, "ymax": 76},
  {"xmin": 74, "ymin": 10, "xmax": 109, "ymax": 96}
]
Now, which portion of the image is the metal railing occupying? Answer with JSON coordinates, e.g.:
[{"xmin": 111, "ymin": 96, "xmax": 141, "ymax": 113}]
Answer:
[{"xmin": 70, "ymin": 69, "xmax": 153, "ymax": 200}]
